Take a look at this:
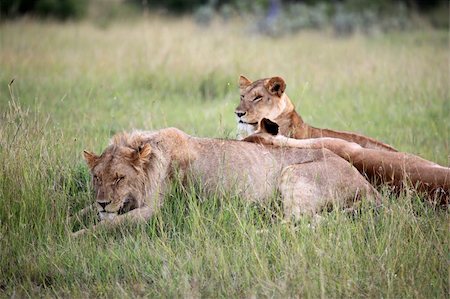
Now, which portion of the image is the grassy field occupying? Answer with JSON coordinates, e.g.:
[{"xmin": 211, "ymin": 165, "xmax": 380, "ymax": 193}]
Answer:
[{"xmin": 0, "ymin": 17, "xmax": 449, "ymax": 297}]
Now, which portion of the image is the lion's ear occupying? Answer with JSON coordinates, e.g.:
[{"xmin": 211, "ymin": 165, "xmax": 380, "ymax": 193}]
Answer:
[
  {"xmin": 125, "ymin": 143, "xmax": 152, "ymax": 167},
  {"xmin": 239, "ymin": 75, "xmax": 252, "ymax": 89},
  {"xmin": 137, "ymin": 143, "xmax": 152, "ymax": 162},
  {"xmin": 259, "ymin": 118, "xmax": 279, "ymax": 136},
  {"xmin": 83, "ymin": 150, "xmax": 99, "ymax": 169},
  {"xmin": 265, "ymin": 76, "xmax": 286, "ymax": 97}
]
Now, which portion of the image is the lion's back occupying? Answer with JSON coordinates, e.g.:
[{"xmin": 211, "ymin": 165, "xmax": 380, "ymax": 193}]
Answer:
[{"xmin": 187, "ymin": 139, "xmax": 330, "ymax": 202}]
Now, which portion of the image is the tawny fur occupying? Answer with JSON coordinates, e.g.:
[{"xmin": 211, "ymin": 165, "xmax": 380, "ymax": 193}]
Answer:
[
  {"xmin": 235, "ymin": 75, "xmax": 396, "ymax": 151},
  {"xmin": 244, "ymin": 121, "xmax": 449, "ymax": 204},
  {"xmin": 75, "ymin": 128, "xmax": 380, "ymax": 236}
]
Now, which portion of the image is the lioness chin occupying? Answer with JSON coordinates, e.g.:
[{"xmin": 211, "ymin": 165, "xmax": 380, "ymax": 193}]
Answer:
[{"xmin": 74, "ymin": 128, "xmax": 379, "ymax": 236}]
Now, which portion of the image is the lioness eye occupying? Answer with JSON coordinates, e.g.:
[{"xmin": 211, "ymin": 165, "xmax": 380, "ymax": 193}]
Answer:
[
  {"xmin": 253, "ymin": 95, "xmax": 263, "ymax": 102},
  {"xmin": 240, "ymin": 95, "xmax": 244, "ymax": 101}
]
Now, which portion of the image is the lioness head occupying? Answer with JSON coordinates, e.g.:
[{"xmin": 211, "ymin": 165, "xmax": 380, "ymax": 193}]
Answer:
[
  {"xmin": 235, "ymin": 75, "xmax": 287, "ymax": 138},
  {"xmin": 83, "ymin": 134, "xmax": 156, "ymax": 220}
]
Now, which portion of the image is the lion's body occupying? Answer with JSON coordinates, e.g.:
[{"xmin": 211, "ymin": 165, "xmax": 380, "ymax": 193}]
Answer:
[
  {"xmin": 235, "ymin": 75, "xmax": 396, "ymax": 151},
  {"xmin": 185, "ymin": 136, "xmax": 332, "ymax": 202},
  {"xmin": 76, "ymin": 128, "xmax": 379, "ymax": 236}
]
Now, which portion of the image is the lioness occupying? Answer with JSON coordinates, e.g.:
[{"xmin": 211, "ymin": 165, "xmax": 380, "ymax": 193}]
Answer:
[
  {"xmin": 235, "ymin": 75, "xmax": 396, "ymax": 151},
  {"xmin": 244, "ymin": 119, "xmax": 450, "ymax": 203},
  {"xmin": 75, "ymin": 128, "xmax": 380, "ymax": 236}
]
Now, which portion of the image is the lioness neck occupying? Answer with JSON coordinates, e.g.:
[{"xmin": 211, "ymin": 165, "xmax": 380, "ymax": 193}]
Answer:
[
  {"xmin": 275, "ymin": 94, "xmax": 397, "ymax": 152},
  {"xmin": 273, "ymin": 94, "xmax": 309, "ymax": 138}
]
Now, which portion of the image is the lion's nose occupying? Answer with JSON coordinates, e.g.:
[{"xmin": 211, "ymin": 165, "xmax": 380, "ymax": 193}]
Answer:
[
  {"xmin": 98, "ymin": 201, "xmax": 110, "ymax": 209},
  {"xmin": 235, "ymin": 111, "xmax": 246, "ymax": 118}
]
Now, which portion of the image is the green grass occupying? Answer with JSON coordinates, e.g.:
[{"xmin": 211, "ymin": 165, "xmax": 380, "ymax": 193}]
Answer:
[{"xmin": 0, "ymin": 18, "xmax": 448, "ymax": 297}]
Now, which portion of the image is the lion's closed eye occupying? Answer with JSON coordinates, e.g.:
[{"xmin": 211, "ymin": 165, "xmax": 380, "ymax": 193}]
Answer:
[
  {"xmin": 93, "ymin": 175, "xmax": 102, "ymax": 185},
  {"xmin": 114, "ymin": 176, "xmax": 125, "ymax": 185}
]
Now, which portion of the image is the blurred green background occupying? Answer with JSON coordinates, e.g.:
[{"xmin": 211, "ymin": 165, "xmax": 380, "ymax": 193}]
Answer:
[{"xmin": 1, "ymin": 0, "xmax": 448, "ymax": 30}]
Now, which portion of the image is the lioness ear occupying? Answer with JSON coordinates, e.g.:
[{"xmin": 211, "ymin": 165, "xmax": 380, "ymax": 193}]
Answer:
[
  {"xmin": 239, "ymin": 75, "xmax": 252, "ymax": 89},
  {"xmin": 83, "ymin": 150, "xmax": 99, "ymax": 169},
  {"xmin": 259, "ymin": 118, "xmax": 279, "ymax": 136},
  {"xmin": 265, "ymin": 76, "xmax": 286, "ymax": 97}
]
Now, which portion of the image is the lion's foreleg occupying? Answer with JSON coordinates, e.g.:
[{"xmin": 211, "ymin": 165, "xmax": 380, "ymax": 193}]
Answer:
[
  {"xmin": 72, "ymin": 206, "xmax": 154, "ymax": 237},
  {"xmin": 274, "ymin": 135, "xmax": 361, "ymax": 160},
  {"xmin": 69, "ymin": 203, "xmax": 96, "ymax": 223}
]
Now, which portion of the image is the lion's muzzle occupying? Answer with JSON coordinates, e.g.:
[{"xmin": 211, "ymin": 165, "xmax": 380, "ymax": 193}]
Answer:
[
  {"xmin": 97, "ymin": 201, "xmax": 110, "ymax": 209},
  {"xmin": 98, "ymin": 211, "xmax": 118, "ymax": 221}
]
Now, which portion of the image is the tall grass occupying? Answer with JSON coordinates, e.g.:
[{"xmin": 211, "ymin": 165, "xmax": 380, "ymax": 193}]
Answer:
[{"xmin": 0, "ymin": 18, "xmax": 448, "ymax": 297}]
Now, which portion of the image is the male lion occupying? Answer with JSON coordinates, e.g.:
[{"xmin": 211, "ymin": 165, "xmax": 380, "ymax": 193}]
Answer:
[
  {"xmin": 244, "ymin": 119, "xmax": 450, "ymax": 203},
  {"xmin": 235, "ymin": 75, "xmax": 396, "ymax": 151},
  {"xmin": 74, "ymin": 128, "xmax": 380, "ymax": 236}
]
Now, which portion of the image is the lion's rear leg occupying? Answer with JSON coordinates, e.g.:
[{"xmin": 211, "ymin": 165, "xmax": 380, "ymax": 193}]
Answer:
[{"xmin": 279, "ymin": 157, "xmax": 380, "ymax": 220}]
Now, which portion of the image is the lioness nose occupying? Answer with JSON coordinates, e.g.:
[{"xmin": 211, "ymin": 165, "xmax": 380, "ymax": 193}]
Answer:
[
  {"xmin": 98, "ymin": 201, "xmax": 110, "ymax": 209},
  {"xmin": 235, "ymin": 111, "xmax": 246, "ymax": 118}
]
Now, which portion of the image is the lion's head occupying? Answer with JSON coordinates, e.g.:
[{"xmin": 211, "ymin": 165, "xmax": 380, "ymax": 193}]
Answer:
[
  {"xmin": 235, "ymin": 75, "xmax": 287, "ymax": 138},
  {"xmin": 83, "ymin": 132, "xmax": 166, "ymax": 221}
]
